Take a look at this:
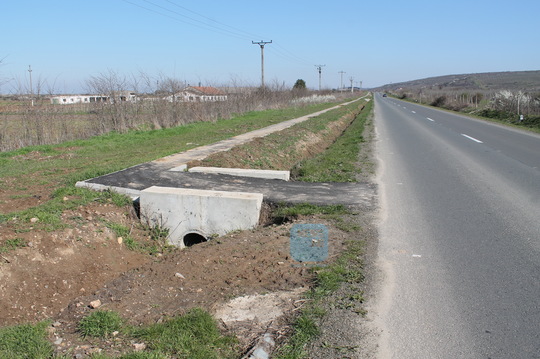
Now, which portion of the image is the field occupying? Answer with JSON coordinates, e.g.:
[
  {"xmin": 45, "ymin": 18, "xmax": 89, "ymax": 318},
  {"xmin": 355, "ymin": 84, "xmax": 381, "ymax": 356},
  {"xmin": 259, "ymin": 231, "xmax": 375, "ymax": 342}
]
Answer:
[
  {"xmin": 0, "ymin": 96, "xmax": 374, "ymax": 358},
  {"xmin": 0, "ymin": 91, "xmax": 344, "ymax": 152}
]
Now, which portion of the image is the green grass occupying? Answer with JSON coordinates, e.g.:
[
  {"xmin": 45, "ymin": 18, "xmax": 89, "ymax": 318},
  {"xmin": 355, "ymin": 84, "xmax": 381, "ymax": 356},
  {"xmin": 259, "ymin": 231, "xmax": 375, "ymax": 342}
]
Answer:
[
  {"xmin": 293, "ymin": 99, "xmax": 373, "ymax": 182},
  {"xmin": 101, "ymin": 219, "xmax": 171, "ymax": 255},
  {"xmin": 0, "ymin": 237, "xmax": 27, "ymax": 253},
  {"xmin": 78, "ymin": 310, "xmax": 123, "ymax": 338},
  {"xmin": 274, "ymin": 203, "xmax": 350, "ymax": 218},
  {"xmin": 82, "ymin": 308, "xmax": 239, "ymax": 358},
  {"xmin": 131, "ymin": 308, "xmax": 239, "ymax": 358},
  {"xmin": 0, "ymin": 309, "xmax": 238, "ymax": 359},
  {"xmin": 269, "ymin": 202, "xmax": 366, "ymax": 358},
  {"xmin": 274, "ymin": 240, "xmax": 365, "ymax": 359},
  {"xmin": 0, "ymin": 321, "xmax": 54, "ymax": 359},
  {"xmin": 0, "ymin": 187, "xmax": 133, "ymax": 232},
  {"xmin": 90, "ymin": 353, "xmax": 167, "ymax": 359}
]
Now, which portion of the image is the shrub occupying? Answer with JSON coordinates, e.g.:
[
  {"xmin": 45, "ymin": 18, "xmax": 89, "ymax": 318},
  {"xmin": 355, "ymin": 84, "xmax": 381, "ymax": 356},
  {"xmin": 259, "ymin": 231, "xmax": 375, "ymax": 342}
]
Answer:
[{"xmin": 430, "ymin": 95, "xmax": 447, "ymax": 107}]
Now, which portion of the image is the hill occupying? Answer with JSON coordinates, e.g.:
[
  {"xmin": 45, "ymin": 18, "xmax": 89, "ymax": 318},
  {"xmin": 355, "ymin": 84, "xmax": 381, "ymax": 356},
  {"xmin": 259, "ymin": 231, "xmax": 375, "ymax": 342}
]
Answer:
[{"xmin": 376, "ymin": 70, "xmax": 540, "ymax": 92}]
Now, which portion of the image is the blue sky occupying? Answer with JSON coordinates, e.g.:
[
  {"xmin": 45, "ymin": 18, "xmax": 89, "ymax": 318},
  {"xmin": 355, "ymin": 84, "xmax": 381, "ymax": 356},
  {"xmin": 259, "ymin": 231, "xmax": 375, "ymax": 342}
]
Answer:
[{"xmin": 1, "ymin": 0, "xmax": 539, "ymax": 94}]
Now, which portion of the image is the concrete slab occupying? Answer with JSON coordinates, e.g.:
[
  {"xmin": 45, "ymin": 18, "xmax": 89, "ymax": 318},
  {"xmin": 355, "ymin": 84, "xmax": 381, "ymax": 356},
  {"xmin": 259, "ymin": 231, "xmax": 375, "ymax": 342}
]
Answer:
[
  {"xmin": 75, "ymin": 182, "xmax": 142, "ymax": 200},
  {"xmin": 169, "ymin": 164, "xmax": 188, "ymax": 172},
  {"xmin": 188, "ymin": 166, "xmax": 290, "ymax": 181},
  {"xmin": 140, "ymin": 186, "xmax": 263, "ymax": 248},
  {"xmin": 81, "ymin": 165, "xmax": 375, "ymax": 207}
]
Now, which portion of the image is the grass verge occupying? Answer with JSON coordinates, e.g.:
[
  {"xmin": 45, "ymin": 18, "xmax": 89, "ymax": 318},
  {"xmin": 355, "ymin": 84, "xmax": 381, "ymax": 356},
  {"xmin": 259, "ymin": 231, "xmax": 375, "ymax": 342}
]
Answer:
[
  {"xmin": 0, "ymin": 321, "xmax": 54, "ymax": 358},
  {"xmin": 274, "ymin": 239, "xmax": 365, "ymax": 359},
  {"xmin": 1, "ymin": 309, "xmax": 239, "ymax": 359},
  {"xmin": 293, "ymin": 99, "xmax": 373, "ymax": 182}
]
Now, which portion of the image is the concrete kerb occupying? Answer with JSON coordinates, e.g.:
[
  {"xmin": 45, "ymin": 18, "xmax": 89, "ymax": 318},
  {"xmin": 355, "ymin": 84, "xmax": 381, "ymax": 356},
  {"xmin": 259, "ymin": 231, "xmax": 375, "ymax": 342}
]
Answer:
[
  {"xmin": 75, "ymin": 181, "xmax": 142, "ymax": 200},
  {"xmin": 188, "ymin": 167, "xmax": 290, "ymax": 181},
  {"xmin": 140, "ymin": 186, "xmax": 264, "ymax": 248}
]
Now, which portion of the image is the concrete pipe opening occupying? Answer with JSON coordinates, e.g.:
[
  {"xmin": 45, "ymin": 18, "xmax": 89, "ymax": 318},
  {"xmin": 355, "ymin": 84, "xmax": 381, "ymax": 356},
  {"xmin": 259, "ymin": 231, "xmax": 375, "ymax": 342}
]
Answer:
[{"xmin": 183, "ymin": 232, "xmax": 208, "ymax": 247}]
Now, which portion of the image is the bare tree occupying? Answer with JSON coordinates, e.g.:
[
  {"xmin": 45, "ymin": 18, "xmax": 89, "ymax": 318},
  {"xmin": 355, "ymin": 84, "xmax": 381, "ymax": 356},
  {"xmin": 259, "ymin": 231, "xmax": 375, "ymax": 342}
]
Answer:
[
  {"xmin": 86, "ymin": 70, "xmax": 131, "ymax": 132},
  {"xmin": 0, "ymin": 56, "xmax": 9, "ymax": 90}
]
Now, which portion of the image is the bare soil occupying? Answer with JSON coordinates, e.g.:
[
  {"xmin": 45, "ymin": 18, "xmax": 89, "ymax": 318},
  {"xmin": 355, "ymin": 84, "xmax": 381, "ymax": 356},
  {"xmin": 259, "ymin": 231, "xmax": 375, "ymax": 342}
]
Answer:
[{"xmin": 0, "ymin": 103, "xmax": 371, "ymax": 358}]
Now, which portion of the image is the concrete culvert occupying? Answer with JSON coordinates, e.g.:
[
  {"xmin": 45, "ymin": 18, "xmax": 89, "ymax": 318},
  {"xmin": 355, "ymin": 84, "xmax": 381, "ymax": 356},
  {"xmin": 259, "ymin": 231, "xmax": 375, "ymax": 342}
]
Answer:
[{"xmin": 183, "ymin": 232, "xmax": 207, "ymax": 247}]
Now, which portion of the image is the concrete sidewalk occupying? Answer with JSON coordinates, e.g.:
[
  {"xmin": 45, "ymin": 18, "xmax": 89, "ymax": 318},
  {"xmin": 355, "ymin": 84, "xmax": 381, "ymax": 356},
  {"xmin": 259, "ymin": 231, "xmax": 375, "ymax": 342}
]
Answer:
[{"xmin": 76, "ymin": 97, "xmax": 375, "ymax": 208}]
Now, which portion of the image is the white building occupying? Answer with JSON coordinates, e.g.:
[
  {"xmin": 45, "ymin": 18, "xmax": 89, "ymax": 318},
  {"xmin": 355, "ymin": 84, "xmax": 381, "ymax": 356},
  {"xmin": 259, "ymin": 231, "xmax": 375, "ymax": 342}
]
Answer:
[
  {"xmin": 51, "ymin": 92, "xmax": 137, "ymax": 105},
  {"xmin": 50, "ymin": 95, "xmax": 108, "ymax": 105},
  {"xmin": 166, "ymin": 86, "xmax": 227, "ymax": 102}
]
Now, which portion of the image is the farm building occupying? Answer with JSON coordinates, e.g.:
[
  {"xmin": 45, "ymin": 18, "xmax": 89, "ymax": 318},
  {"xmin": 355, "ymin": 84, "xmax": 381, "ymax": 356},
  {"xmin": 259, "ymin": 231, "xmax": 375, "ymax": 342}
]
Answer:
[
  {"xmin": 166, "ymin": 86, "xmax": 227, "ymax": 102},
  {"xmin": 51, "ymin": 91, "xmax": 137, "ymax": 105},
  {"xmin": 50, "ymin": 95, "xmax": 108, "ymax": 105}
]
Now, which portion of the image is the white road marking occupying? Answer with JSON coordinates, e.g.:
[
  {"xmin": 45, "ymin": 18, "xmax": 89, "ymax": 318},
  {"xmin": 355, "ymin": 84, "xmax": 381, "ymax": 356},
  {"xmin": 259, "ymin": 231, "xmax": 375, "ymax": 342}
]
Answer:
[
  {"xmin": 426, "ymin": 117, "xmax": 434, "ymax": 122},
  {"xmin": 411, "ymin": 111, "xmax": 416, "ymax": 113},
  {"xmin": 461, "ymin": 134, "xmax": 483, "ymax": 143}
]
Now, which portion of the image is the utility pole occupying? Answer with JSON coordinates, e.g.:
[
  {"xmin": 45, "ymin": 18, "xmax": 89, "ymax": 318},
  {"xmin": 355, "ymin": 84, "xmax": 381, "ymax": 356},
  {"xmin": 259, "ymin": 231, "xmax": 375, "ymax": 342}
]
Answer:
[
  {"xmin": 315, "ymin": 65, "xmax": 325, "ymax": 91},
  {"xmin": 28, "ymin": 65, "xmax": 34, "ymax": 106},
  {"xmin": 338, "ymin": 71, "xmax": 346, "ymax": 91},
  {"xmin": 252, "ymin": 40, "xmax": 272, "ymax": 89},
  {"xmin": 349, "ymin": 77, "xmax": 354, "ymax": 93}
]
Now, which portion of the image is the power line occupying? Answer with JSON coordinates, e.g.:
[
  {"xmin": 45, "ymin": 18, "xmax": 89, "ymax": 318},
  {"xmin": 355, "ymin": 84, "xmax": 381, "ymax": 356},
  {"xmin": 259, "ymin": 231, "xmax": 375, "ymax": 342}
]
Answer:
[
  {"xmin": 163, "ymin": 0, "xmax": 265, "ymax": 40},
  {"xmin": 121, "ymin": 1, "xmax": 319, "ymax": 72},
  {"xmin": 270, "ymin": 43, "xmax": 313, "ymax": 66},
  {"xmin": 122, "ymin": 0, "xmax": 253, "ymax": 41},
  {"xmin": 146, "ymin": 0, "xmax": 257, "ymax": 40}
]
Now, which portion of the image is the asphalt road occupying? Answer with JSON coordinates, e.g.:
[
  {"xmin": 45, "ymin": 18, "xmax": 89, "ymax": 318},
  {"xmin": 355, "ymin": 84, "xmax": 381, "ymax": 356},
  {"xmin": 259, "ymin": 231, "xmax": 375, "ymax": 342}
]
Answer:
[{"xmin": 372, "ymin": 93, "xmax": 540, "ymax": 358}]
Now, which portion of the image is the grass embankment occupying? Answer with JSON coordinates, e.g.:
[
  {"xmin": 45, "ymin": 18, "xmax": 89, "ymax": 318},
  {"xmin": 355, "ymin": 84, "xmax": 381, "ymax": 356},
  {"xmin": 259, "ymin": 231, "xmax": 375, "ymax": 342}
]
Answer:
[
  {"xmin": 293, "ymin": 99, "xmax": 373, "ymax": 182},
  {"xmin": 0, "ymin": 95, "xmax": 373, "ymax": 358},
  {"xmin": 192, "ymin": 96, "xmax": 372, "ymax": 180}
]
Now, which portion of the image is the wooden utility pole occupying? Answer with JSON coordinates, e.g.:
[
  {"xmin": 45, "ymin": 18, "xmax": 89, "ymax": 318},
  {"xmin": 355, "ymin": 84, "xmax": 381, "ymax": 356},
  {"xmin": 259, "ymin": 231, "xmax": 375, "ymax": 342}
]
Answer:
[{"xmin": 252, "ymin": 40, "xmax": 272, "ymax": 88}]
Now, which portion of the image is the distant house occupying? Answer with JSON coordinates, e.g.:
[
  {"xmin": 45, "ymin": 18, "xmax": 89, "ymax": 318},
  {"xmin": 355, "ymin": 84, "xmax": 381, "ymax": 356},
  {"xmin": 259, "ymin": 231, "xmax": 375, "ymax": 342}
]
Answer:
[
  {"xmin": 51, "ymin": 95, "xmax": 108, "ymax": 105},
  {"xmin": 51, "ymin": 91, "xmax": 137, "ymax": 105},
  {"xmin": 167, "ymin": 86, "xmax": 228, "ymax": 102}
]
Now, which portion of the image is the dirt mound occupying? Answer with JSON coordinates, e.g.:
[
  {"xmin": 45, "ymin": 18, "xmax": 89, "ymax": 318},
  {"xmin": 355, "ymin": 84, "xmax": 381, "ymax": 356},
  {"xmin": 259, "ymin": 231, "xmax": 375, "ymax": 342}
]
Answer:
[
  {"xmin": 51, "ymin": 217, "xmax": 349, "ymax": 357},
  {"xmin": 0, "ymin": 202, "xmax": 149, "ymax": 326},
  {"xmin": 1, "ymin": 198, "xmax": 351, "ymax": 356}
]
